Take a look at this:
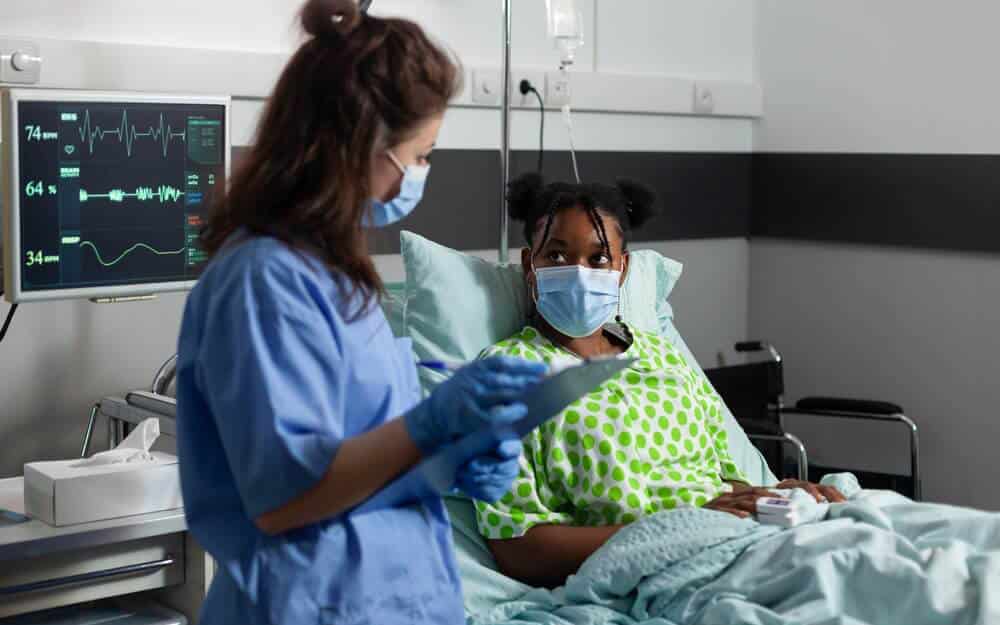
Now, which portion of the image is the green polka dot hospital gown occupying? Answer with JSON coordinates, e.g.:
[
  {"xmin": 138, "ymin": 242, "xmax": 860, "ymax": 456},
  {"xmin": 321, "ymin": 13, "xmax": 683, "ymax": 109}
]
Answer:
[{"xmin": 475, "ymin": 325, "xmax": 748, "ymax": 540}]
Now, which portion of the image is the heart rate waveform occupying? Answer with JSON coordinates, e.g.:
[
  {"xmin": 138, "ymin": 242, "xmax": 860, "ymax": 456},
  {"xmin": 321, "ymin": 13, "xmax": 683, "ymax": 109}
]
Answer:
[
  {"xmin": 76, "ymin": 108, "xmax": 187, "ymax": 158},
  {"xmin": 79, "ymin": 185, "xmax": 185, "ymax": 204},
  {"xmin": 79, "ymin": 240, "xmax": 187, "ymax": 267}
]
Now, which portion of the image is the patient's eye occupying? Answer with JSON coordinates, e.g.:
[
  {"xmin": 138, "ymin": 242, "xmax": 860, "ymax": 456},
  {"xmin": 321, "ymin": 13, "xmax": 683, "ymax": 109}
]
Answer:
[
  {"xmin": 546, "ymin": 251, "xmax": 568, "ymax": 264},
  {"xmin": 591, "ymin": 253, "xmax": 611, "ymax": 266},
  {"xmin": 417, "ymin": 152, "xmax": 432, "ymax": 165}
]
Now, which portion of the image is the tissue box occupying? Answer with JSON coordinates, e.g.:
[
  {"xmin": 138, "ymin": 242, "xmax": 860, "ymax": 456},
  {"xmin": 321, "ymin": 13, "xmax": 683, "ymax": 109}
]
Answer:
[{"xmin": 23, "ymin": 452, "xmax": 182, "ymax": 526}]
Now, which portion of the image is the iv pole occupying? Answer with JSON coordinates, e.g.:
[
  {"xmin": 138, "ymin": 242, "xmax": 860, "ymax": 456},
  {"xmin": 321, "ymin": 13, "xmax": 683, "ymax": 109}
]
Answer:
[{"xmin": 499, "ymin": 0, "xmax": 512, "ymax": 263}]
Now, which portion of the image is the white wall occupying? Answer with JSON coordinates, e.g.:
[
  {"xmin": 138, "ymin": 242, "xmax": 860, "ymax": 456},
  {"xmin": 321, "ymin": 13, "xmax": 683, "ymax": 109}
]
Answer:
[
  {"xmin": 0, "ymin": 1, "xmax": 756, "ymax": 477},
  {"xmin": 751, "ymin": 0, "xmax": 1000, "ymax": 508}
]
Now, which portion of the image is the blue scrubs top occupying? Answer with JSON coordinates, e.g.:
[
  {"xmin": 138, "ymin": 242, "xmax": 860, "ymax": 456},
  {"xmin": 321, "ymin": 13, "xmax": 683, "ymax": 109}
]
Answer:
[{"xmin": 175, "ymin": 236, "xmax": 464, "ymax": 625}]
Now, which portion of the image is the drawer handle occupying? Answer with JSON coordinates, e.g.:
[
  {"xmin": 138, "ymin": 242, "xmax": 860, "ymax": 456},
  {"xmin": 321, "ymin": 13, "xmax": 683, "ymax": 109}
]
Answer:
[{"xmin": 0, "ymin": 555, "xmax": 175, "ymax": 595}]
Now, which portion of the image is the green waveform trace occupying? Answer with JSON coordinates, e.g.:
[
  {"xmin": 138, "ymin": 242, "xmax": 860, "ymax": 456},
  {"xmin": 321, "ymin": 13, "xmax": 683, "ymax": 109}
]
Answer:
[
  {"xmin": 79, "ymin": 185, "xmax": 185, "ymax": 203},
  {"xmin": 76, "ymin": 108, "xmax": 187, "ymax": 158},
  {"xmin": 79, "ymin": 240, "xmax": 186, "ymax": 267}
]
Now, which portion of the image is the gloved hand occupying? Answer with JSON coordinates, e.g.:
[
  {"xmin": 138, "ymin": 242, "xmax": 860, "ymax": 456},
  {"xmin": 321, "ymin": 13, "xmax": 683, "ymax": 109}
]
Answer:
[
  {"xmin": 455, "ymin": 438, "xmax": 523, "ymax": 502},
  {"xmin": 404, "ymin": 356, "xmax": 547, "ymax": 453},
  {"xmin": 351, "ymin": 426, "xmax": 522, "ymax": 515}
]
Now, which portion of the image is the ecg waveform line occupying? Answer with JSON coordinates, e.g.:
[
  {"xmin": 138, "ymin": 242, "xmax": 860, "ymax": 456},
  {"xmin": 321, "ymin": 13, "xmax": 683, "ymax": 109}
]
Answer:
[
  {"xmin": 76, "ymin": 108, "xmax": 187, "ymax": 158},
  {"xmin": 79, "ymin": 185, "xmax": 185, "ymax": 203},
  {"xmin": 79, "ymin": 240, "xmax": 186, "ymax": 267}
]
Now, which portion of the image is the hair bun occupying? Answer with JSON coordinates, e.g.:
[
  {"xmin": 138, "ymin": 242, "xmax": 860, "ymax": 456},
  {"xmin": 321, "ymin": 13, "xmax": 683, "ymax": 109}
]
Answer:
[
  {"xmin": 506, "ymin": 172, "xmax": 546, "ymax": 222},
  {"xmin": 615, "ymin": 178, "xmax": 658, "ymax": 229},
  {"xmin": 301, "ymin": 0, "xmax": 362, "ymax": 39}
]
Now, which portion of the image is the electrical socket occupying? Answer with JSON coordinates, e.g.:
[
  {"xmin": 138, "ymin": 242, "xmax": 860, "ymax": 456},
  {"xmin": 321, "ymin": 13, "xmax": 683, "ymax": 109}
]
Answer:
[
  {"xmin": 545, "ymin": 72, "xmax": 571, "ymax": 108},
  {"xmin": 470, "ymin": 68, "xmax": 502, "ymax": 105},
  {"xmin": 511, "ymin": 69, "xmax": 546, "ymax": 107},
  {"xmin": 692, "ymin": 82, "xmax": 715, "ymax": 115},
  {"xmin": 0, "ymin": 40, "xmax": 41, "ymax": 85}
]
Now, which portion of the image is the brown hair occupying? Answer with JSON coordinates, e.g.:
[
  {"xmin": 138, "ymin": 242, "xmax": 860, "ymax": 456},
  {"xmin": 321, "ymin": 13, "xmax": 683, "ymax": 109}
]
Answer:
[{"xmin": 201, "ymin": 0, "xmax": 461, "ymax": 315}]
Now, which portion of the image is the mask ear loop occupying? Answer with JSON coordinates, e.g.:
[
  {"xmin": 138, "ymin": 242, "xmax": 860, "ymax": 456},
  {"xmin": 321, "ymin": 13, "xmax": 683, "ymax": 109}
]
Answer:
[
  {"xmin": 385, "ymin": 150, "xmax": 407, "ymax": 175},
  {"xmin": 614, "ymin": 255, "xmax": 633, "ymax": 345}
]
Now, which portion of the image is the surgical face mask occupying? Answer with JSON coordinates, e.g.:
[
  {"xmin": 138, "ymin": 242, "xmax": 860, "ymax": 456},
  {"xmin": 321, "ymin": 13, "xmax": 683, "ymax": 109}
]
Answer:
[
  {"xmin": 532, "ymin": 261, "xmax": 622, "ymax": 338},
  {"xmin": 366, "ymin": 150, "xmax": 430, "ymax": 227}
]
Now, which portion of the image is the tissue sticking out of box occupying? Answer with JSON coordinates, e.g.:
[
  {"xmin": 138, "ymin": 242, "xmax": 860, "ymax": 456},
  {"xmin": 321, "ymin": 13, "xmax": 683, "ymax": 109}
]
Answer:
[{"xmin": 72, "ymin": 418, "xmax": 160, "ymax": 467}]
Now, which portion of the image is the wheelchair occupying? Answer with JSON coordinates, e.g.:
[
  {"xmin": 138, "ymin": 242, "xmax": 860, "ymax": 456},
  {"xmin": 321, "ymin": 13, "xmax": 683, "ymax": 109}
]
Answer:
[{"xmin": 705, "ymin": 342, "xmax": 921, "ymax": 500}]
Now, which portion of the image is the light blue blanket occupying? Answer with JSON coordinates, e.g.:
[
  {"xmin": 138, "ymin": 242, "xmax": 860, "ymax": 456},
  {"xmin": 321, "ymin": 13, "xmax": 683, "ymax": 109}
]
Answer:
[{"xmin": 469, "ymin": 476, "xmax": 1000, "ymax": 625}]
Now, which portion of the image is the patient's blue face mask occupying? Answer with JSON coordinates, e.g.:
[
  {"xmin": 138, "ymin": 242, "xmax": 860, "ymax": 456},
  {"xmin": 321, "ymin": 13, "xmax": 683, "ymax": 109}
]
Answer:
[
  {"xmin": 531, "ymin": 260, "xmax": 623, "ymax": 338},
  {"xmin": 366, "ymin": 150, "xmax": 430, "ymax": 228}
]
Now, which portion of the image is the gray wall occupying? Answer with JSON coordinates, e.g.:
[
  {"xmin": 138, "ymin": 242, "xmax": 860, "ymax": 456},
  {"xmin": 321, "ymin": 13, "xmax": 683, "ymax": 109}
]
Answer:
[
  {"xmin": 752, "ymin": 0, "xmax": 1000, "ymax": 508},
  {"xmin": 1, "ymin": 294, "xmax": 186, "ymax": 475},
  {"xmin": 749, "ymin": 240, "xmax": 1000, "ymax": 509}
]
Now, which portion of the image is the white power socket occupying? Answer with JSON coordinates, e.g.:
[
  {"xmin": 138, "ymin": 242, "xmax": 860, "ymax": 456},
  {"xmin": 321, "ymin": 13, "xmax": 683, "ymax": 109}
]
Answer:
[
  {"xmin": 470, "ymin": 68, "xmax": 502, "ymax": 105},
  {"xmin": 692, "ymin": 82, "xmax": 715, "ymax": 115},
  {"xmin": 545, "ymin": 72, "xmax": 571, "ymax": 108}
]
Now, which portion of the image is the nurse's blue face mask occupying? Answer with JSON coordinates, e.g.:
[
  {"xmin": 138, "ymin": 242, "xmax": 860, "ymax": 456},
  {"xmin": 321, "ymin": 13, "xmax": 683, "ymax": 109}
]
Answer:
[
  {"xmin": 366, "ymin": 150, "xmax": 430, "ymax": 227},
  {"xmin": 530, "ymin": 258, "xmax": 623, "ymax": 338}
]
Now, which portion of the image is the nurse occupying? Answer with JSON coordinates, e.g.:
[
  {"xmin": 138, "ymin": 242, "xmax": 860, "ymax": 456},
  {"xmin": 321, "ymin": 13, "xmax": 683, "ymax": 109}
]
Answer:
[{"xmin": 174, "ymin": 1, "xmax": 546, "ymax": 623}]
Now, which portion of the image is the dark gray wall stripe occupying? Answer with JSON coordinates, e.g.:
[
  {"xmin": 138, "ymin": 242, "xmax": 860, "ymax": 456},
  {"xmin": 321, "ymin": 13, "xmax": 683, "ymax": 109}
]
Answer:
[
  {"xmin": 752, "ymin": 153, "xmax": 1000, "ymax": 254},
  {"xmin": 231, "ymin": 147, "xmax": 1000, "ymax": 255},
  {"xmin": 231, "ymin": 146, "xmax": 750, "ymax": 254}
]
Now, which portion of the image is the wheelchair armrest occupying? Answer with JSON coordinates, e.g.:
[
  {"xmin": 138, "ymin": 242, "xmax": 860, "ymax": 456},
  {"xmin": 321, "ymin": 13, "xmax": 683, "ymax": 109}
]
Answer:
[
  {"xmin": 797, "ymin": 396, "xmax": 902, "ymax": 415},
  {"xmin": 782, "ymin": 405, "xmax": 920, "ymax": 501},
  {"xmin": 747, "ymin": 431, "xmax": 808, "ymax": 481}
]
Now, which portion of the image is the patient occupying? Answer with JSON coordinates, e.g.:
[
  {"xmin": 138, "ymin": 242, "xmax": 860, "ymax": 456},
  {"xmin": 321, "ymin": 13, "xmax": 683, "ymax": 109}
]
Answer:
[{"xmin": 475, "ymin": 173, "xmax": 844, "ymax": 588}]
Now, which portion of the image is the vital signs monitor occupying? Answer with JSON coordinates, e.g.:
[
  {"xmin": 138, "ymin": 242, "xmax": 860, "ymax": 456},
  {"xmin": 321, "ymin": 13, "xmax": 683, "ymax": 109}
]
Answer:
[{"xmin": 2, "ymin": 90, "xmax": 230, "ymax": 302}]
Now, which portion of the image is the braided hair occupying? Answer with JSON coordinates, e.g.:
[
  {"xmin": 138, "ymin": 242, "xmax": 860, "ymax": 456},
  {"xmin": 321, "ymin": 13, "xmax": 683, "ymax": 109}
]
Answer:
[
  {"xmin": 507, "ymin": 173, "xmax": 658, "ymax": 258},
  {"xmin": 507, "ymin": 173, "xmax": 658, "ymax": 342}
]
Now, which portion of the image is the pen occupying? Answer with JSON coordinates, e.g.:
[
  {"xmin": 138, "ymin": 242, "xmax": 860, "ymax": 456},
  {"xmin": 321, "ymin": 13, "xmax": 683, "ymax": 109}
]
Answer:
[{"xmin": 417, "ymin": 360, "xmax": 467, "ymax": 372}]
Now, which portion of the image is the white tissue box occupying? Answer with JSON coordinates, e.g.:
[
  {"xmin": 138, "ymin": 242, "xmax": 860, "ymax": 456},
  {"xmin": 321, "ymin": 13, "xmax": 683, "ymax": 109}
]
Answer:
[{"xmin": 23, "ymin": 452, "xmax": 182, "ymax": 526}]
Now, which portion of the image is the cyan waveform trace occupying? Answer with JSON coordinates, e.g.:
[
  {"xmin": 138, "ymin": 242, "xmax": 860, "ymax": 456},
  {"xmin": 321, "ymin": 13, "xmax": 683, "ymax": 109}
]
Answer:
[
  {"xmin": 76, "ymin": 108, "xmax": 187, "ymax": 158},
  {"xmin": 79, "ymin": 185, "xmax": 185, "ymax": 204},
  {"xmin": 79, "ymin": 240, "xmax": 186, "ymax": 267}
]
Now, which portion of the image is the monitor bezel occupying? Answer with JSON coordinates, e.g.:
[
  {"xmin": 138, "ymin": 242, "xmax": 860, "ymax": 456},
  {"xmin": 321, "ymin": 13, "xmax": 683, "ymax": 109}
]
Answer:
[{"xmin": 2, "ymin": 89, "xmax": 231, "ymax": 303}]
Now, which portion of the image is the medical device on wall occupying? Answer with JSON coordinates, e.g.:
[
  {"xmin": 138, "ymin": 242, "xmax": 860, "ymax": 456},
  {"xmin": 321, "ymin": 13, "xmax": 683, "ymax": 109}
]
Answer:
[{"xmin": 1, "ymin": 89, "xmax": 230, "ymax": 303}]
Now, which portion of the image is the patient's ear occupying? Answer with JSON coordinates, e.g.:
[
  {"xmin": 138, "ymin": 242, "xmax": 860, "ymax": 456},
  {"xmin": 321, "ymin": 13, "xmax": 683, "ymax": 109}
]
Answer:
[
  {"xmin": 619, "ymin": 252, "xmax": 630, "ymax": 286},
  {"xmin": 521, "ymin": 247, "xmax": 537, "ymax": 295}
]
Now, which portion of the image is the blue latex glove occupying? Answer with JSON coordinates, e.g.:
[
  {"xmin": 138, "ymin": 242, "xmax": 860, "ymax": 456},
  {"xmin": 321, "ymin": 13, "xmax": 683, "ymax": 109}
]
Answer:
[
  {"xmin": 404, "ymin": 356, "xmax": 547, "ymax": 453},
  {"xmin": 455, "ymin": 438, "xmax": 523, "ymax": 502},
  {"xmin": 352, "ymin": 426, "xmax": 522, "ymax": 515}
]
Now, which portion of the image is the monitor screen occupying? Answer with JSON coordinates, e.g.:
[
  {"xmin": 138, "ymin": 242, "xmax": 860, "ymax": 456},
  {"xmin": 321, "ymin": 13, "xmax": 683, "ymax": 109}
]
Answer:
[{"xmin": 2, "ymin": 90, "xmax": 229, "ymax": 302}]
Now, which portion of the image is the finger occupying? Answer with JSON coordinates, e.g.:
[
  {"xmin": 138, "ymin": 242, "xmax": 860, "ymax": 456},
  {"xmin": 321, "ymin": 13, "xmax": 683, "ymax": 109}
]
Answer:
[
  {"xmin": 820, "ymin": 485, "xmax": 847, "ymax": 503},
  {"xmin": 494, "ymin": 438, "xmax": 523, "ymax": 460},
  {"xmin": 483, "ymin": 402, "xmax": 528, "ymax": 425},
  {"xmin": 800, "ymin": 483, "xmax": 823, "ymax": 502}
]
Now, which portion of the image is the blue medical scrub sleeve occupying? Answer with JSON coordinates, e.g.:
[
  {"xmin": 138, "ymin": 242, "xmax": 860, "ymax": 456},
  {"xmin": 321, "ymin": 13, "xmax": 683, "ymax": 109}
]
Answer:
[{"xmin": 196, "ymin": 284, "xmax": 343, "ymax": 519}]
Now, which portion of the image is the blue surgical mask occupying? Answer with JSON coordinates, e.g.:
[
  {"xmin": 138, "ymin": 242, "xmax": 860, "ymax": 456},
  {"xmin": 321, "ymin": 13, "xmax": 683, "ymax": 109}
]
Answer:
[
  {"xmin": 366, "ymin": 150, "xmax": 430, "ymax": 227},
  {"xmin": 532, "ymin": 263, "xmax": 622, "ymax": 338}
]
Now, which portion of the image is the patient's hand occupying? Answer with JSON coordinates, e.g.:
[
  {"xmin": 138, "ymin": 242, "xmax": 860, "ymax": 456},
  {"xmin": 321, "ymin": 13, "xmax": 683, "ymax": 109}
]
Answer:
[
  {"xmin": 703, "ymin": 487, "xmax": 782, "ymax": 518},
  {"xmin": 775, "ymin": 480, "xmax": 846, "ymax": 503}
]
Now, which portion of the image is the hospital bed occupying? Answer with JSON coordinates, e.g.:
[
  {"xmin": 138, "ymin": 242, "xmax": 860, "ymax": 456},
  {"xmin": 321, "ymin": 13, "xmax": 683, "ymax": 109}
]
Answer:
[{"xmin": 381, "ymin": 230, "xmax": 783, "ymax": 619}]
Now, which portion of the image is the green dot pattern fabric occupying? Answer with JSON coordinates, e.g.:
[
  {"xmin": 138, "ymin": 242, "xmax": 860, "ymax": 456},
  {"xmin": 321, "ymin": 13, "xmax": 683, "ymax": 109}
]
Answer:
[{"xmin": 474, "ymin": 325, "xmax": 747, "ymax": 540}]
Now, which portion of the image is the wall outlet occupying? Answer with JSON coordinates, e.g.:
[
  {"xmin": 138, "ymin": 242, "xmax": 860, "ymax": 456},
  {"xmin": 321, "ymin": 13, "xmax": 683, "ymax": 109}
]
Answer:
[
  {"xmin": 0, "ymin": 40, "xmax": 41, "ymax": 85},
  {"xmin": 470, "ymin": 68, "xmax": 502, "ymax": 105},
  {"xmin": 693, "ymin": 82, "xmax": 715, "ymax": 115},
  {"xmin": 511, "ymin": 69, "xmax": 546, "ymax": 108},
  {"xmin": 545, "ymin": 71, "xmax": 571, "ymax": 108}
]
